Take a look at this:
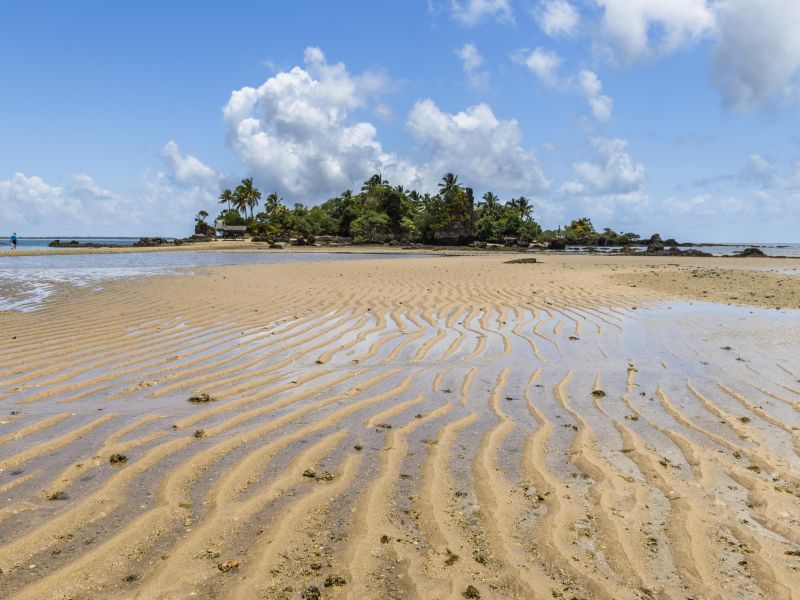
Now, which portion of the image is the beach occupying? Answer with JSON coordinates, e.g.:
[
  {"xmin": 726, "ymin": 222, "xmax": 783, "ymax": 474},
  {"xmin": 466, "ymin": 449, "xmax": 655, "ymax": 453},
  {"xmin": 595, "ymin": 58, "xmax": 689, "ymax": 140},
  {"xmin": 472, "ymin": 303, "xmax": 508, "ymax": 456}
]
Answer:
[{"xmin": 1, "ymin": 253, "xmax": 799, "ymax": 599}]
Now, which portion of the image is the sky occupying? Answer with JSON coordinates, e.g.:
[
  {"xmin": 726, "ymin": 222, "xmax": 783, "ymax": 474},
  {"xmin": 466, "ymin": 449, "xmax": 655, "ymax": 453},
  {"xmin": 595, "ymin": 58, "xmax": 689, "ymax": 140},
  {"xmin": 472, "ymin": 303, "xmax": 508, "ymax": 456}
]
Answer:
[{"xmin": 1, "ymin": 0, "xmax": 799, "ymax": 241}]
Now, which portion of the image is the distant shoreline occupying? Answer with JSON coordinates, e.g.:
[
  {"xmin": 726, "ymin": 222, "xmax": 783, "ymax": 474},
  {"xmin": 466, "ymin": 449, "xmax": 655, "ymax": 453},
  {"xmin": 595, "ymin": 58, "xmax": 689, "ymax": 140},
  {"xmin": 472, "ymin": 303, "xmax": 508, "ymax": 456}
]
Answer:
[{"xmin": 2, "ymin": 240, "xmax": 800, "ymax": 259}]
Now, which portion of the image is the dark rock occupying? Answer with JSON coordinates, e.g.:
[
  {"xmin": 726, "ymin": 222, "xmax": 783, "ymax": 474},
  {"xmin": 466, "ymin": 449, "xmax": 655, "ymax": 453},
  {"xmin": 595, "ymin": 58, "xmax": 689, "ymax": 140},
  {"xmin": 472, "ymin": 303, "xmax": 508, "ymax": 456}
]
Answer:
[
  {"xmin": 188, "ymin": 393, "xmax": 216, "ymax": 403},
  {"xmin": 109, "ymin": 453, "xmax": 127, "ymax": 465},
  {"xmin": 217, "ymin": 560, "xmax": 240, "ymax": 573},
  {"xmin": 547, "ymin": 239, "xmax": 567, "ymax": 250},
  {"xmin": 134, "ymin": 237, "xmax": 171, "ymax": 247},
  {"xmin": 736, "ymin": 246, "xmax": 766, "ymax": 257},
  {"xmin": 647, "ymin": 234, "xmax": 664, "ymax": 253},
  {"xmin": 504, "ymin": 257, "xmax": 538, "ymax": 264},
  {"xmin": 302, "ymin": 587, "xmax": 321, "ymax": 600},
  {"xmin": 463, "ymin": 585, "xmax": 481, "ymax": 598},
  {"xmin": 324, "ymin": 574, "xmax": 347, "ymax": 587}
]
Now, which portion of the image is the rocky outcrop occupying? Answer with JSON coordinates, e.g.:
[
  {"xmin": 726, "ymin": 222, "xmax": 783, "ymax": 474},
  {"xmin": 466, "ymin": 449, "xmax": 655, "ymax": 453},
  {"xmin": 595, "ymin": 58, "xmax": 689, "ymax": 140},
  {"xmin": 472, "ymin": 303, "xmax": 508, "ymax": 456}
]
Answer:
[
  {"xmin": 646, "ymin": 234, "xmax": 665, "ymax": 253},
  {"xmin": 48, "ymin": 240, "xmax": 124, "ymax": 248},
  {"xmin": 133, "ymin": 237, "xmax": 172, "ymax": 247},
  {"xmin": 547, "ymin": 239, "xmax": 567, "ymax": 250},
  {"xmin": 736, "ymin": 246, "xmax": 766, "ymax": 257}
]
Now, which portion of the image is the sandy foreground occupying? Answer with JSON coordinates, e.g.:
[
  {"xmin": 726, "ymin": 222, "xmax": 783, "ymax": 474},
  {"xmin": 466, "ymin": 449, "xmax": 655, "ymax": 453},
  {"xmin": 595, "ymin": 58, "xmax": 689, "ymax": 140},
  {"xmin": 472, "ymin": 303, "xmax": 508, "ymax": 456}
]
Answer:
[{"xmin": 0, "ymin": 254, "xmax": 799, "ymax": 600}]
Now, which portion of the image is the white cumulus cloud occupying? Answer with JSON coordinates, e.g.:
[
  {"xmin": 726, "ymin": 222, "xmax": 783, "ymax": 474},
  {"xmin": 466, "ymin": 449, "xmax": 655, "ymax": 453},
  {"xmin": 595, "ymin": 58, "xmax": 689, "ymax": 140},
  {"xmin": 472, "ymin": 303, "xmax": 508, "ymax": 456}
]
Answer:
[
  {"xmin": 596, "ymin": 0, "xmax": 716, "ymax": 63},
  {"xmin": 566, "ymin": 137, "xmax": 645, "ymax": 194},
  {"xmin": 535, "ymin": 0, "xmax": 580, "ymax": 36},
  {"xmin": 577, "ymin": 70, "xmax": 613, "ymax": 121},
  {"xmin": 451, "ymin": 0, "xmax": 513, "ymax": 26},
  {"xmin": 455, "ymin": 42, "xmax": 489, "ymax": 90},
  {"xmin": 711, "ymin": 0, "xmax": 800, "ymax": 111},
  {"xmin": 223, "ymin": 47, "xmax": 415, "ymax": 200},
  {"xmin": 1, "ymin": 147, "xmax": 221, "ymax": 237},
  {"xmin": 516, "ymin": 47, "xmax": 562, "ymax": 87},
  {"xmin": 161, "ymin": 140, "xmax": 217, "ymax": 184},
  {"xmin": 407, "ymin": 99, "xmax": 550, "ymax": 193}
]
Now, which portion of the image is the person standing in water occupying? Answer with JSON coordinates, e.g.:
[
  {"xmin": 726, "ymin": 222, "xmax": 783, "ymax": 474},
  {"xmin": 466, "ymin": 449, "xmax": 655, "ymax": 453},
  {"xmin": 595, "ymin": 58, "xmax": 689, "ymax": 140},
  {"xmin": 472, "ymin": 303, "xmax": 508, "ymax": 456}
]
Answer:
[{"xmin": 10, "ymin": 232, "xmax": 17, "ymax": 250}]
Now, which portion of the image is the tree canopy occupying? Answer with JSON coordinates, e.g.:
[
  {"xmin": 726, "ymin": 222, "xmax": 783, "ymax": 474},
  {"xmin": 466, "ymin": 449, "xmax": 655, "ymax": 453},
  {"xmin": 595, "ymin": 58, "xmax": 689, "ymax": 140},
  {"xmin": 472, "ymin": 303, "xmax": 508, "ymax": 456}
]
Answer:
[{"xmin": 207, "ymin": 173, "xmax": 640, "ymax": 246}]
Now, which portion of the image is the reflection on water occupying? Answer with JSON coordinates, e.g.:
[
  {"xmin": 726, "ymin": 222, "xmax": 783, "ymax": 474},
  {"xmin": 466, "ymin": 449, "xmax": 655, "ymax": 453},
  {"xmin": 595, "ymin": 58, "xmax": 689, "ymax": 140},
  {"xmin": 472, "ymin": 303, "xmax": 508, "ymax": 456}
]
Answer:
[{"xmin": 0, "ymin": 251, "xmax": 422, "ymax": 312}]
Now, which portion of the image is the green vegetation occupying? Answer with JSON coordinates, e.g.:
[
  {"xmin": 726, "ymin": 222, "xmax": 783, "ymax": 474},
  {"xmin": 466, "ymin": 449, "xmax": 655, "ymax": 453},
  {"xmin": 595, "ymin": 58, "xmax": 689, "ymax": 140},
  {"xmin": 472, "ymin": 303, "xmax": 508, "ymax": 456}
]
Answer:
[{"xmin": 207, "ymin": 173, "xmax": 643, "ymax": 246}]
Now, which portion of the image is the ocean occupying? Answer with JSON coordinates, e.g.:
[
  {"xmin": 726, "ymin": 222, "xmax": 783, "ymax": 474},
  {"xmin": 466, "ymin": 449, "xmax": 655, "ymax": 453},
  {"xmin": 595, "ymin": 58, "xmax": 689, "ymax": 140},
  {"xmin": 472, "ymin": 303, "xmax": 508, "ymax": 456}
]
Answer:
[{"xmin": 3, "ymin": 237, "xmax": 142, "ymax": 249}]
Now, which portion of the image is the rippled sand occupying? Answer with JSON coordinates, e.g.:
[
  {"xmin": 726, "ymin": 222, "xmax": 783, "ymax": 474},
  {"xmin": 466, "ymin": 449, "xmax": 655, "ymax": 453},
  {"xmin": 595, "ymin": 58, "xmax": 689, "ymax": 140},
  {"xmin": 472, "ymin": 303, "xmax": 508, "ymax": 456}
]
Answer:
[{"xmin": 0, "ymin": 255, "xmax": 799, "ymax": 600}]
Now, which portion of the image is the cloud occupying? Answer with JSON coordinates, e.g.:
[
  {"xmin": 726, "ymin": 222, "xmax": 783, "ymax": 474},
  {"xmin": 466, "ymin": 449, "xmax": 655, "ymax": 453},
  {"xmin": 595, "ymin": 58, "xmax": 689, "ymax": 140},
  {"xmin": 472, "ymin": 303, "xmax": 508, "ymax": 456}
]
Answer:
[
  {"xmin": 576, "ymin": 70, "xmax": 613, "ymax": 121},
  {"xmin": 0, "ymin": 173, "xmax": 122, "ymax": 233},
  {"xmin": 711, "ymin": 0, "xmax": 800, "ymax": 111},
  {"xmin": 535, "ymin": 0, "xmax": 580, "ymax": 36},
  {"xmin": 455, "ymin": 42, "xmax": 489, "ymax": 89},
  {"xmin": 223, "ymin": 47, "xmax": 414, "ymax": 200},
  {"xmin": 515, "ymin": 47, "xmax": 562, "ymax": 87},
  {"xmin": 565, "ymin": 137, "xmax": 645, "ymax": 194},
  {"xmin": 406, "ymin": 99, "xmax": 550, "ymax": 193},
  {"xmin": 224, "ymin": 47, "xmax": 547, "ymax": 200},
  {"xmin": 161, "ymin": 140, "xmax": 217, "ymax": 184},
  {"xmin": 596, "ymin": 0, "xmax": 716, "ymax": 63},
  {"xmin": 1, "ymin": 147, "xmax": 221, "ymax": 236},
  {"xmin": 743, "ymin": 153, "xmax": 800, "ymax": 189},
  {"xmin": 450, "ymin": 0, "xmax": 513, "ymax": 25}
]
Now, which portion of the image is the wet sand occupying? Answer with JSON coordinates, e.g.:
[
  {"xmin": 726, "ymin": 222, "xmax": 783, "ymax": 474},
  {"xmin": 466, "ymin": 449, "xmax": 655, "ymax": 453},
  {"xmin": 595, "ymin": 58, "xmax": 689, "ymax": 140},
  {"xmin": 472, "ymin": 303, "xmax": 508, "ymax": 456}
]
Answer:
[{"xmin": 0, "ymin": 254, "xmax": 799, "ymax": 599}]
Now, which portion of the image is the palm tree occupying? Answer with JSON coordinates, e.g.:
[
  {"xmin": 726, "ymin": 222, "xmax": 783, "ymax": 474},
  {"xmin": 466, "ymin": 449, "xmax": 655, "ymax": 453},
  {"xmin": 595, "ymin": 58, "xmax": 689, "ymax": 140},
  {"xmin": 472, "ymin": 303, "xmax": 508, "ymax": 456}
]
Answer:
[
  {"xmin": 479, "ymin": 191, "xmax": 500, "ymax": 218},
  {"xmin": 234, "ymin": 177, "xmax": 261, "ymax": 219},
  {"xmin": 438, "ymin": 172, "xmax": 459, "ymax": 197},
  {"xmin": 508, "ymin": 196, "xmax": 533, "ymax": 221},
  {"xmin": 265, "ymin": 192, "xmax": 283, "ymax": 216},
  {"xmin": 218, "ymin": 189, "xmax": 234, "ymax": 212},
  {"xmin": 361, "ymin": 174, "xmax": 387, "ymax": 192}
]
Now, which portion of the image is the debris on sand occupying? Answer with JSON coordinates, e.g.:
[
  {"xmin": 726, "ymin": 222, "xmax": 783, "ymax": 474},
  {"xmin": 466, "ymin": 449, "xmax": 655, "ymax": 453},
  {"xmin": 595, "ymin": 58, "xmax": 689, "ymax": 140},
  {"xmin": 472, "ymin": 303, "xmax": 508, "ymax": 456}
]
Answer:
[
  {"xmin": 47, "ymin": 491, "xmax": 66, "ymax": 501},
  {"xmin": 375, "ymin": 423, "xmax": 392, "ymax": 430},
  {"xmin": 194, "ymin": 429, "xmax": 207, "ymax": 438},
  {"xmin": 303, "ymin": 468, "xmax": 334, "ymax": 481},
  {"xmin": 463, "ymin": 585, "xmax": 481, "ymax": 598},
  {"xmin": 302, "ymin": 587, "xmax": 321, "ymax": 599},
  {"xmin": 188, "ymin": 393, "xmax": 216, "ymax": 403},
  {"xmin": 324, "ymin": 574, "xmax": 347, "ymax": 587},
  {"xmin": 353, "ymin": 443, "xmax": 364, "ymax": 451},
  {"xmin": 505, "ymin": 257, "xmax": 538, "ymax": 264},
  {"xmin": 591, "ymin": 389, "xmax": 606, "ymax": 398},
  {"xmin": 217, "ymin": 559, "xmax": 240, "ymax": 573},
  {"xmin": 109, "ymin": 453, "xmax": 128, "ymax": 465},
  {"xmin": 444, "ymin": 548, "xmax": 460, "ymax": 566}
]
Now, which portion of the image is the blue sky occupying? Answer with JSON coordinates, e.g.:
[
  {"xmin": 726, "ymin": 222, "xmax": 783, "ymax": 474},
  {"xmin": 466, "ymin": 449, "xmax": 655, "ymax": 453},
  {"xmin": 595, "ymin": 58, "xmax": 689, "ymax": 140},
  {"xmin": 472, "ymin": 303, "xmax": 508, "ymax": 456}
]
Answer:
[{"xmin": 1, "ymin": 0, "xmax": 799, "ymax": 241}]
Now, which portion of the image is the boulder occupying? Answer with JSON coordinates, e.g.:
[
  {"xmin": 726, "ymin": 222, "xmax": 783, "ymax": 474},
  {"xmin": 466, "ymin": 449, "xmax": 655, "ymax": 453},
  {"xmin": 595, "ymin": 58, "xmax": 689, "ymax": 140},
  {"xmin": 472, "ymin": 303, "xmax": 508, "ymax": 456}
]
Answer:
[
  {"xmin": 736, "ymin": 246, "xmax": 766, "ymax": 257},
  {"xmin": 134, "ymin": 237, "xmax": 171, "ymax": 247},
  {"xmin": 646, "ymin": 234, "xmax": 664, "ymax": 253}
]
